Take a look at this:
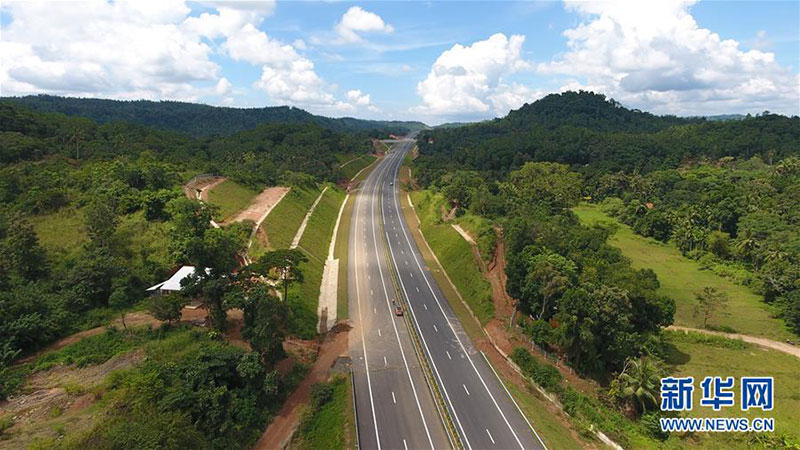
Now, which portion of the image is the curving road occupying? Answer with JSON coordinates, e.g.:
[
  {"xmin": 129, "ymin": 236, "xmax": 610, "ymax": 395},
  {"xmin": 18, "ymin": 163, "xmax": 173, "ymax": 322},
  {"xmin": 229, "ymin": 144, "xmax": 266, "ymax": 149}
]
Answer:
[{"xmin": 349, "ymin": 138, "xmax": 546, "ymax": 450}]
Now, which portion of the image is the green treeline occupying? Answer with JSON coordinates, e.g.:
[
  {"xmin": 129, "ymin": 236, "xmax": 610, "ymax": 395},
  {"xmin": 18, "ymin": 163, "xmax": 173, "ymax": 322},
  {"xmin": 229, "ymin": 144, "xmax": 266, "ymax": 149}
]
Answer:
[{"xmin": 4, "ymin": 94, "xmax": 426, "ymax": 137}]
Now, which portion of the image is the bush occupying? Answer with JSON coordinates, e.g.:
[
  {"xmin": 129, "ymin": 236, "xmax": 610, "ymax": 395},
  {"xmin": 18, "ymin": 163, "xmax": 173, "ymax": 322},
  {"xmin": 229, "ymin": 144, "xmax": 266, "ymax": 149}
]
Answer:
[
  {"xmin": 600, "ymin": 197, "xmax": 625, "ymax": 217},
  {"xmin": 310, "ymin": 381, "xmax": 334, "ymax": 410},
  {"xmin": 146, "ymin": 293, "xmax": 188, "ymax": 324}
]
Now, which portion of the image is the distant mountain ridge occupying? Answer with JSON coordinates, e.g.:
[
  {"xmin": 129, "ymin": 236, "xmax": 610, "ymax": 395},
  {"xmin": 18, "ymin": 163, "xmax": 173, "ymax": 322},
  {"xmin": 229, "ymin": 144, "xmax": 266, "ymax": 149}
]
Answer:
[
  {"xmin": 503, "ymin": 91, "xmax": 703, "ymax": 132},
  {"xmin": 3, "ymin": 95, "xmax": 427, "ymax": 137}
]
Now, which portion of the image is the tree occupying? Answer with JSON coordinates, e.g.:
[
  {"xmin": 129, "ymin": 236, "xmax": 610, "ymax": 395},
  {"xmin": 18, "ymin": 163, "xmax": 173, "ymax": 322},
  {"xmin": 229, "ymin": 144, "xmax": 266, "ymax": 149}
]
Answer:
[
  {"xmin": 108, "ymin": 288, "xmax": 129, "ymax": 329},
  {"xmin": 247, "ymin": 249, "xmax": 307, "ymax": 303},
  {"xmin": 229, "ymin": 283, "xmax": 289, "ymax": 366},
  {"xmin": 501, "ymin": 162, "xmax": 582, "ymax": 214},
  {"xmin": 693, "ymin": 287, "xmax": 729, "ymax": 328},
  {"xmin": 612, "ymin": 356, "xmax": 663, "ymax": 415},
  {"xmin": 146, "ymin": 293, "xmax": 188, "ymax": 324},
  {"xmin": 85, "ymin": 197, "xmax": 118, "ymax": 250}
]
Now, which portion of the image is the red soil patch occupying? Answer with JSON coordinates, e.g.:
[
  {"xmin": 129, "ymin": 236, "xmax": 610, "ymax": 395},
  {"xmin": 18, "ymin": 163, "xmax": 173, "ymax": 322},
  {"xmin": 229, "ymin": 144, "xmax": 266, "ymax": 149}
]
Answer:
[
  {"xmin": 224, "ymin": 186, "xmax": 290, "ymax": 226},
  {"xmin": 255, "ymin": 329, "xmax": 349, "ymax": 450}
]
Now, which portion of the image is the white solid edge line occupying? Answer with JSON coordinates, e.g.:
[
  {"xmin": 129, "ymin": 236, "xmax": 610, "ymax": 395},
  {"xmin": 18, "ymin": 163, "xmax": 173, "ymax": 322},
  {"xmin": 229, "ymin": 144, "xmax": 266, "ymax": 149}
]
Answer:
[
  {"xmin": 391, "ymin": 146, "xmax": 527, "ymax": 450},
  {"xmin": 370, "ymin": 145, "xmax": 436, "ymax": 450},
  {"xmin": 353, "ymin": 158, "xmax": 382, "ymax": 450}
]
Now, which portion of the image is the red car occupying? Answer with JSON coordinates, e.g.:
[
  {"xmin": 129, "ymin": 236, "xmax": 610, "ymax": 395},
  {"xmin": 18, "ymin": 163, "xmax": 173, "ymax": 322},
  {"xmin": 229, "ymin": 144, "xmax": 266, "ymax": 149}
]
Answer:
[{"xmin": 394, "ymin": 304, "xmax": 404, "ymax": 316}]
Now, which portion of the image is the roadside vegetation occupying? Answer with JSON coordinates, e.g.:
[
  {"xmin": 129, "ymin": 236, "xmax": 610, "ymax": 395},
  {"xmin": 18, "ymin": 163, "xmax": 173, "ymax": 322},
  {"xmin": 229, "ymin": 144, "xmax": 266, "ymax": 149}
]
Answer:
[
  {"xmin": 409, "ymin": 189, "xmax": 494, "ymax": 324},
  {"xmin": 337, "ymin": 153, "xmax": 376, "ymax": 181},
  {"xmin": 291, "ymin": 376, "xmax": 352, "ymax": 450}
]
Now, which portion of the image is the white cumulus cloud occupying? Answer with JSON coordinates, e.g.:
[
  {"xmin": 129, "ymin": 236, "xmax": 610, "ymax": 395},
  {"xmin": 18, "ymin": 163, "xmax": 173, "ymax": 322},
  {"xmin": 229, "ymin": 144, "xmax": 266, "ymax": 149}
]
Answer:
[
  {"xmin": 346, "ymin": 89, "xmax": 371, "ymax": 106},
  {"xmin": 539, "ymin": 0, "xmax": 799, "ymax": 115},
  {"xmin": 414, "ymin": 33, "xmax": 538, "ymax": 118},
  {"xmin": 0, "ymin": 0, "xmax": 218, "ymax": 101},
  {"xmin": 335, "ymin": 7, "xmax": 394, "ymax": 44}
]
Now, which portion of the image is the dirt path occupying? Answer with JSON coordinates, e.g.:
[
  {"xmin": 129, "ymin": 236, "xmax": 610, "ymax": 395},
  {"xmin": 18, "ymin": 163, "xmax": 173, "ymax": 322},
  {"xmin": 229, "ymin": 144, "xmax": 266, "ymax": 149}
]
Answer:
[
  {"xmin": 226, "ymin": 186, "xmax": 290, "ymax": 226},
  {"xmin": 16, "ymin": 312, "xmax": 162, "ymax": 364},
  {"xmin": 451, "ymin": 223, "xmax": 476, "ymax": 246},
  {"xmin": 255, "ymin": 329, "xmax": 349, "ymax": 450},
  {"xmin": 290, "ymin": 186, "xmax": 328, "ymax": 249},
  {"xmin": 668, "ymin": 325, "xmax": 800, "ymax": 359}
]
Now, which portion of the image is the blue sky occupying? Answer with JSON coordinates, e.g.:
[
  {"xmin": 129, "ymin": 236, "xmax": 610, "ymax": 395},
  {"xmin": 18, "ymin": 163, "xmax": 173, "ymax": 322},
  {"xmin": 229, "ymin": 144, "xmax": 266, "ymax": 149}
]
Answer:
[{"xmin": 1, "ymin": 1, "xmax": 798, "ymax": 124}]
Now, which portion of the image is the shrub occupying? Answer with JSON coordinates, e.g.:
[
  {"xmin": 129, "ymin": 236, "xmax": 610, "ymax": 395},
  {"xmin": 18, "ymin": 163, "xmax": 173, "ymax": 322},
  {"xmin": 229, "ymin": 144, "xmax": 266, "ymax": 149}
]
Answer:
[{"xmin": 310, "ymin": 381, "xmax": 334, "ymax": 410}]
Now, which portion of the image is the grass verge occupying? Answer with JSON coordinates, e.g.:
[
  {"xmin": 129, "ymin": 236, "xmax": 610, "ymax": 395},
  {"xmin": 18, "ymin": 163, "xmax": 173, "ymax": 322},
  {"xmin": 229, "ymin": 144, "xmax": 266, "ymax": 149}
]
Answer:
[
  {"xmin": 408, "ymin": 189, "xmax": 494, "ymax": 324},
  {"xmin": 572, "ymin": 203, "xmax": 792, "ymax": 340},
  {"xmin": 206, "ymin": 179, "xmax": 259, "ymax": 222},
  {"xmin": 292, "ymin": 377, "xmax": 352, "ymax": 450},
  {"xmin": 339, "ymin": 154, "xmax": 377, "ymax": 181}
]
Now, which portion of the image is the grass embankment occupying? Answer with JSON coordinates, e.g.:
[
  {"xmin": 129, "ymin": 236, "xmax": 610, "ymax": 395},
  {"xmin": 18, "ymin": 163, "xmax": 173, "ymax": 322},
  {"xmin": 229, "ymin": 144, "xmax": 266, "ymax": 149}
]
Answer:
[
  {"xmin": 261, "ymin": 186, "xmax": 321, "ymax": 249},
  {"xmin": 400, "ymin": 186, "xmax": 585, "ymax": 449},
  {"xmin": 337, "ymin": 154, "xmax": 376, "ymax": 181},
  {"xmin": 206, "ymin": 179, "xmax": 259, "ymax": 221},
  {"xmin": 291, "ymin": 377, "xmax": 353, "ymax": 450},
  {"xmin": 334, "ymin": 194, "xmax": 355, "ymax": 320},
  {"xmin": 572, "ymin": 203, "xmax": 791, "ymax": 341},
  {"xmin": 290, "ymin": 187, "xmax": 346, "ymax": 338},
  {"xmin": 408, "ymin": 190, "xmax": 494, "ymax": 324}
]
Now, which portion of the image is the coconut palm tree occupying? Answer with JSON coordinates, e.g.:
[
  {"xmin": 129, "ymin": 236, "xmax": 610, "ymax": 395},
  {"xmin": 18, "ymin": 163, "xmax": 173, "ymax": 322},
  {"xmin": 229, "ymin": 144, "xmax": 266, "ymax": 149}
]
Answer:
[{"xmin": 616, "ymin": 356, "xmax": 663, "ymax": 414}]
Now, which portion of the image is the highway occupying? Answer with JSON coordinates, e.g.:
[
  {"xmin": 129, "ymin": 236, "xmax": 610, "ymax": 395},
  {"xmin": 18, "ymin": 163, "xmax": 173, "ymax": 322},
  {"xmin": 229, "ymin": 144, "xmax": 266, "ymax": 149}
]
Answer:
[
  {"xmin": 349, "ymin": 138, "xmax": 546, "ymax": 449},
  {"xmin": 348, "ymin": 140, "xmax": 450, "ymax": 450}
]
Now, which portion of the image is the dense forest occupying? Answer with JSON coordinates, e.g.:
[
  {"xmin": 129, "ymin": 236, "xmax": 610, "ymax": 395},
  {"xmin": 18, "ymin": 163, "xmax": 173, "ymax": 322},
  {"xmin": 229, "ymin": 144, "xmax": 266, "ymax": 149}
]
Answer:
[
  {"xmin": 4, "ymin": 95, "xmax": 427, "ymax": 137},
  {"xmin": 417, "ymin": 91, "xmax": 800, "ymax": 183},
  {"xmin": 417, "ymin": 91, "xmax": 800, "ymax": 370},
  {"xmin": 0, "ymin": 101, "xmax": 376, "ymax": 409}
]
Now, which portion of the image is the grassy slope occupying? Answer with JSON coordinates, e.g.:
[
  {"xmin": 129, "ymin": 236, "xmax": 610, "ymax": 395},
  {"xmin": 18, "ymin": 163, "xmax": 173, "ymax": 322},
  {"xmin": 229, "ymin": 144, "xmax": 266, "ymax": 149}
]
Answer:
[
  {"xmin": 572, "ymin": 203, "xmax": 792, "ymax": 341},
  {"xmin": 292, "ymin": 377, "xmax": 351, "ymax": 450},
  {"xmin": 338, "ymin": 154, "xmax": 376, "ymax": 181},
  {"xmin": 409, "ymin": 190, "xmax": 494, "ymax": 324},
  {"xmin": 290, "ymin": 187, "xmax": 346, "ymax": 338},
  {"xmin": 665, "ymin": 331, "xmax": 800, "ymax": 444},
  {"xmin": 334, "ymin": 194, "xmax": 355, "ymax": 320},
  {"xmin": 401, "ymin": 187, "xmax": 584, "ymax": 449},
  {"xmin": 261, "ymin": 186, "xmax": 320, "ymax": 250},
  {"xmin": 205, "ymin": 179, "xmax": 259, "ymax": 222}
]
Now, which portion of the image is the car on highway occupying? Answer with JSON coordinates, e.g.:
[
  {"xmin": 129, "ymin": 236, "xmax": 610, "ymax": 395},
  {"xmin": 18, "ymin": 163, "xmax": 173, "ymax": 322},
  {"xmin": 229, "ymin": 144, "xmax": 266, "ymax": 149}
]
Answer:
[{"xmin": 394, "ymin": 304, "xmax": 403, "ymax": 316}]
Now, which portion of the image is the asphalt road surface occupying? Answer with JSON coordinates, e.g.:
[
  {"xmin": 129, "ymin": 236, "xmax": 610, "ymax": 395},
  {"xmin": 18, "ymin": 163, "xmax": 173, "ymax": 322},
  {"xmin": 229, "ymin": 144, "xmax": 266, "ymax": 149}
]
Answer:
[
  {"xmin": 349, "ymin": 139, "xmax": 546, "ymax": 450},
  {"xmin": 348, "ymin": 141, "xmax": 450, "ymax": 450}
]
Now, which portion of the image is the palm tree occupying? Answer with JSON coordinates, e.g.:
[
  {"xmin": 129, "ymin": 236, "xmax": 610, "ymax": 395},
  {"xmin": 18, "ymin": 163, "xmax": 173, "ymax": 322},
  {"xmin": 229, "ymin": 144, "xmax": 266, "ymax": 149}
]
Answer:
[{"xmin": 617, "ymin": 356, "xmax": 663, "ymax": 414}]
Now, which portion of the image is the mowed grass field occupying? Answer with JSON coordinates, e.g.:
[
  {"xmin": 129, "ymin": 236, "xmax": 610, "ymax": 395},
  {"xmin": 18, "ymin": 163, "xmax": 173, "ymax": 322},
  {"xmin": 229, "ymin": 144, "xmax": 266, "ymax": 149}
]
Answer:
[
  {"xmin": 208, "ymin": 180, "xmax": 258, "ymax": 221},
  {"xmin": 261, "ymin": 186, "xmax": 321, "ymax": 249},
  {"xmin": 206, "ymin": 179, "xmax": 259, "ymax": 221},
  {"xmin": 572, "ymin": 203, "xmax": 792, "ymax": 341},
  {"xmin": 665, "ymin": 331, "xmax": 800, "ymax": 445},
  {"xmin": 409, "ymin": 190, "xmax": 494, "ymax": 324},
  {"xmin": 337, "ymin": 153, "xmax": 376, "ymax": 181}
]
